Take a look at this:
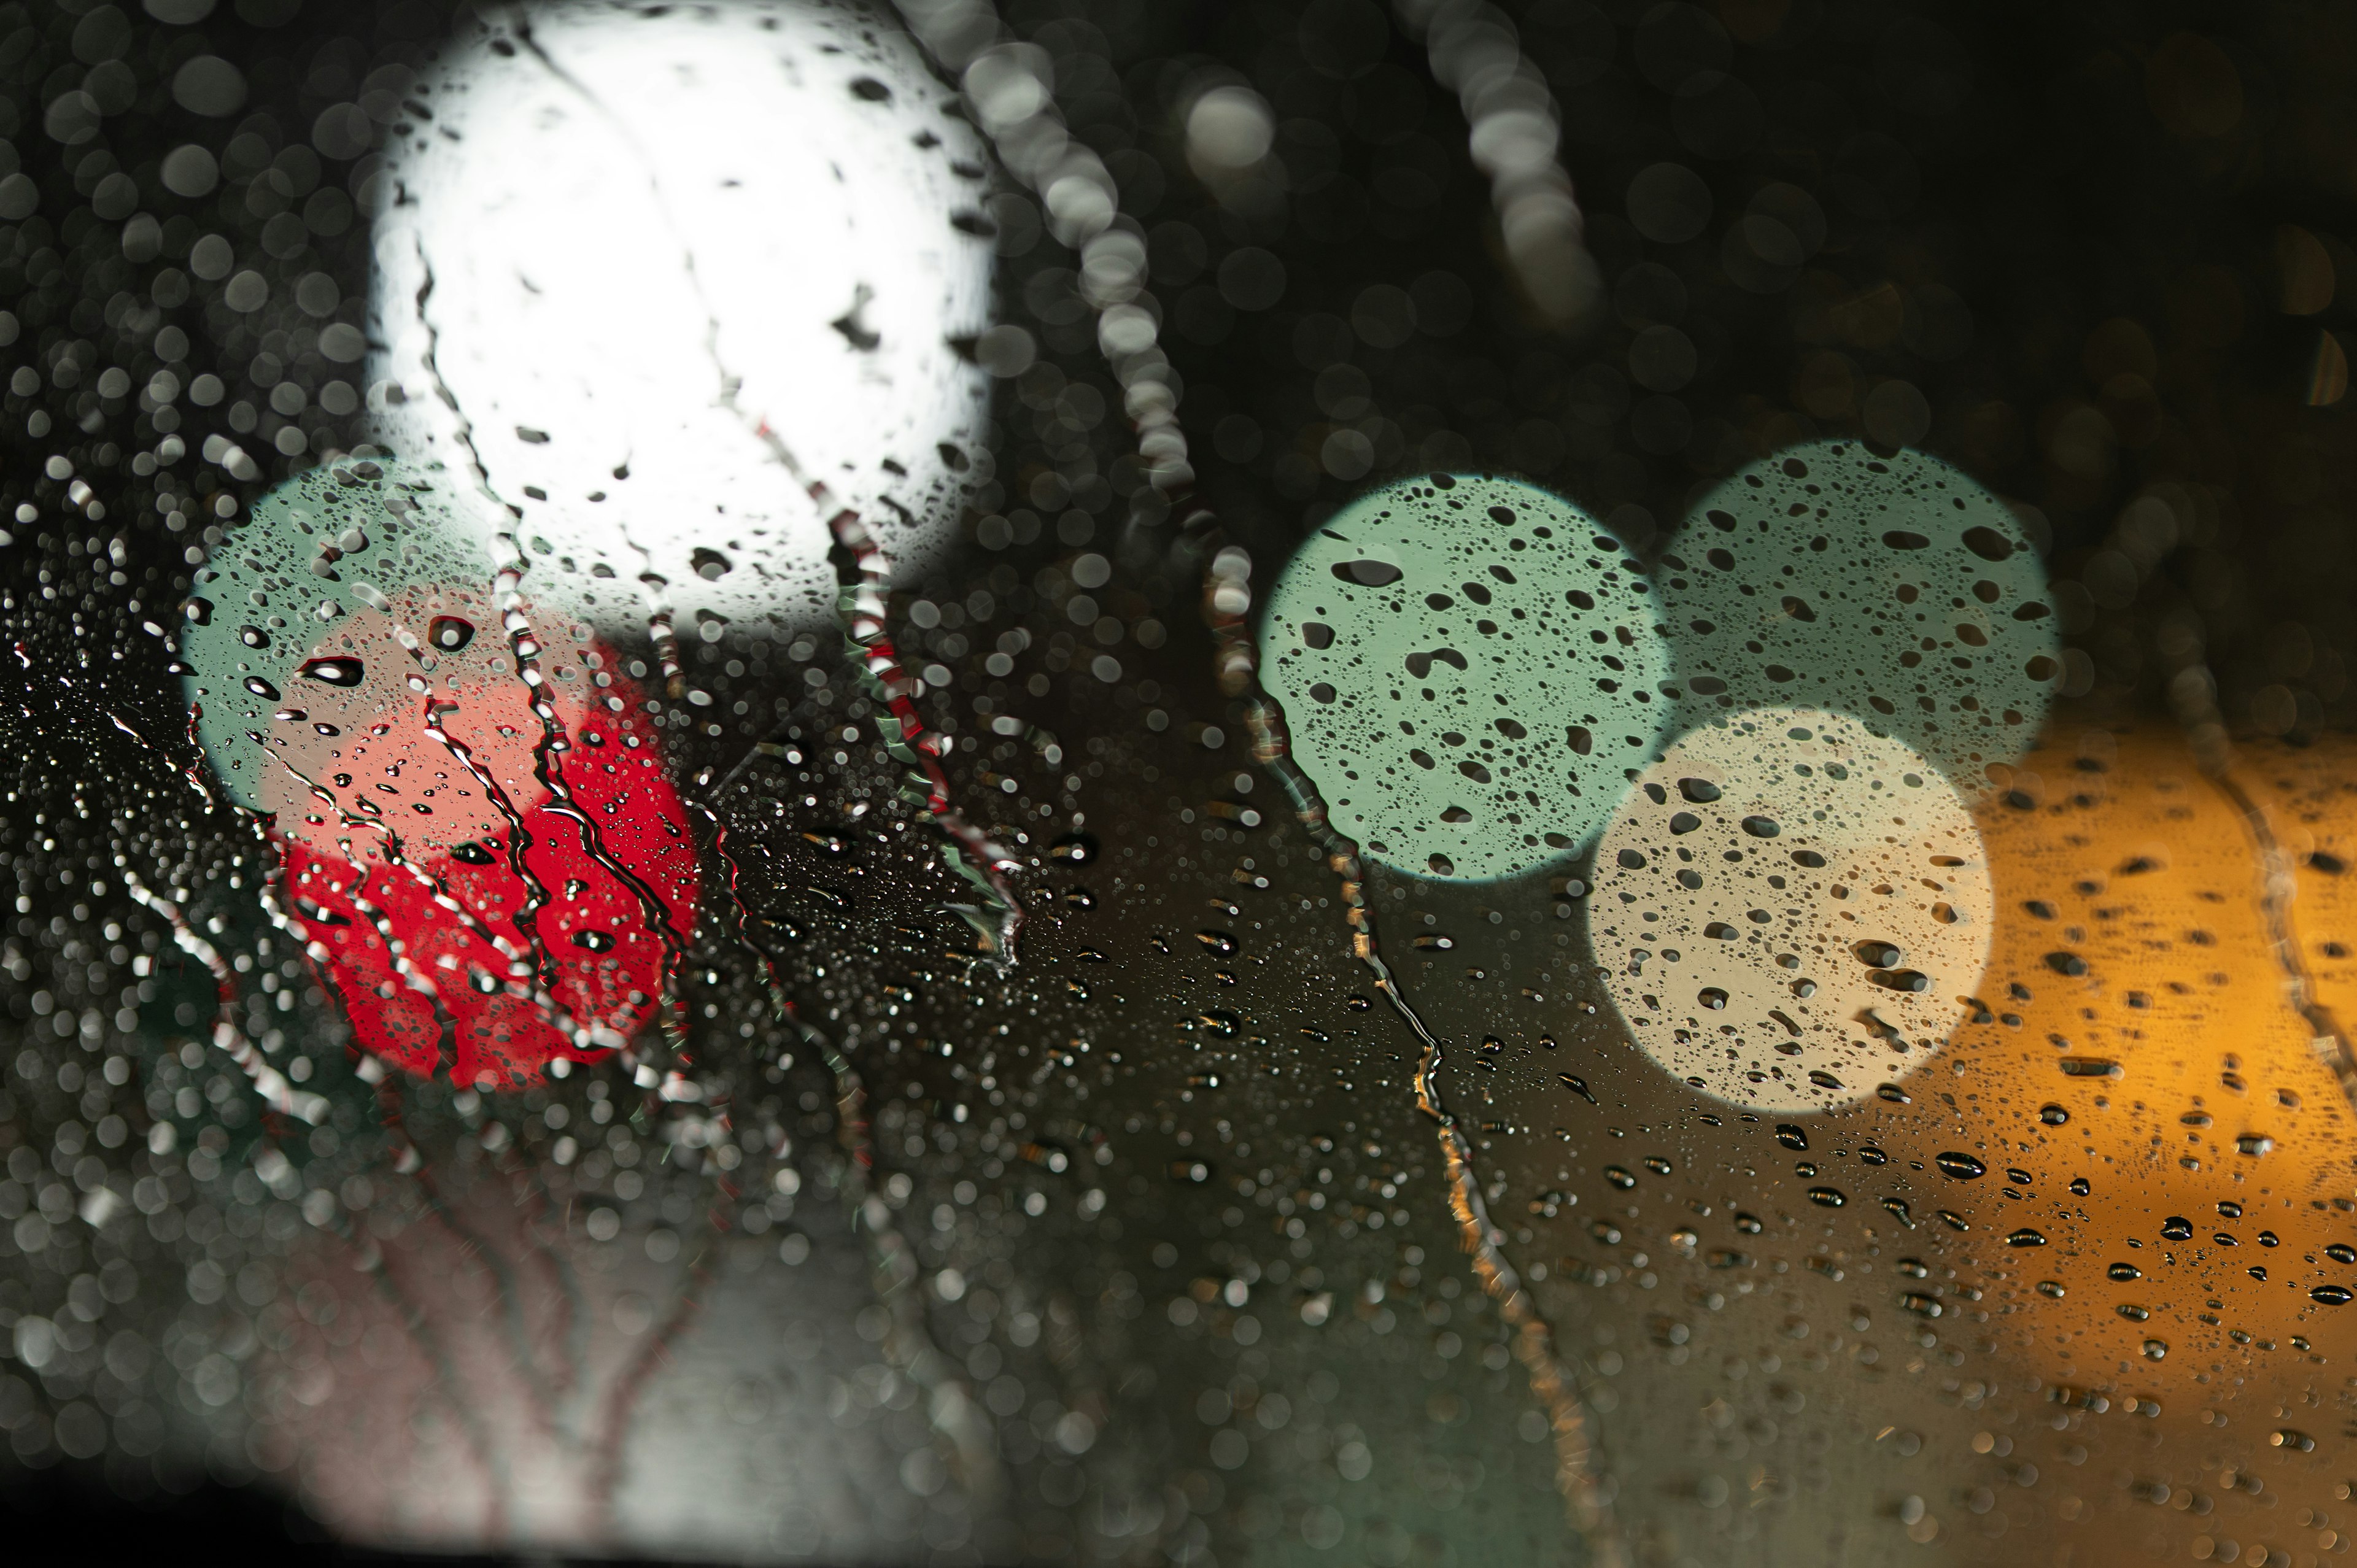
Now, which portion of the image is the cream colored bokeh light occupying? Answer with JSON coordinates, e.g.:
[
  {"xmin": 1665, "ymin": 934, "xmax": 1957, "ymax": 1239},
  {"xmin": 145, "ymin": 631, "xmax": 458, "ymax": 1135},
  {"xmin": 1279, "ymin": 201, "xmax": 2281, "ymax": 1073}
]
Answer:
[{"xmin": 1590, "ymin": 707, "xmax": 1994, "ymax": 1113}]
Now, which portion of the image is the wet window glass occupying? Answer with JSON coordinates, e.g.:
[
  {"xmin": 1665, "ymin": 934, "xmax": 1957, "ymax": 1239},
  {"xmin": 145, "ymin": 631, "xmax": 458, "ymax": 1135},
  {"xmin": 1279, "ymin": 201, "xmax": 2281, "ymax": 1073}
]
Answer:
[{"xmin": 3, "ymin": 1, "xmax": 2354, "ymax": 1563}]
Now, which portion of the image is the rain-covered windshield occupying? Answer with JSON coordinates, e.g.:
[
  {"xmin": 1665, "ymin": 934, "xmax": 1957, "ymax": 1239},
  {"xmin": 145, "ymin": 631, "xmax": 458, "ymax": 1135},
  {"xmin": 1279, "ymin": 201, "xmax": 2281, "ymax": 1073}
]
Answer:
[{"xmin": 2, "ymin": 3, "xmax": 2353, "ymax": 1565}]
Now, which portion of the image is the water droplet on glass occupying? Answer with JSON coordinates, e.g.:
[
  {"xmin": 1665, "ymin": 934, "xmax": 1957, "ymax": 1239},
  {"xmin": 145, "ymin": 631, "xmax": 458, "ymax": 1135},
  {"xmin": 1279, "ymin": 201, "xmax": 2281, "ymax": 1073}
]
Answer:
[
  {"xmin": 1806, "ymin": 1186, "xmax": 1846, "ymax": 1208},
  {"xmin": 1049, "ymin": 832, "xmax": 1099, "ymax": 865},
  {"xmin": 1935, "ymin": 1151, "xmax": 1987, "ymax": 1180},
  {"xmin": 571, "ymin": 929, "xmax": 617, "ymax": 953},
  {"xmin": 243, "ymin": 676, "xmax": 280, "ymax": 700},
  {"xmin": 301, "ymin": 656, "xmax": 365, "ymax": 687},
  {"xmin": 2038, "ymin": 1103, "xmax": 2069, "ymax": 1126},
  {"xmin": 428, "ymin": 614, "xmax": 476, "ymax": 652}
]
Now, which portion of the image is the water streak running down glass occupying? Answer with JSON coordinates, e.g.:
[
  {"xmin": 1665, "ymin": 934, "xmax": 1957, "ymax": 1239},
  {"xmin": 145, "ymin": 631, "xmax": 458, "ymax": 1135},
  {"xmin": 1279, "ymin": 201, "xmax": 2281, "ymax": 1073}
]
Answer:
[{"xmin": 4, "ymin": 2, "xmax": 2357, "ymax": 1565}]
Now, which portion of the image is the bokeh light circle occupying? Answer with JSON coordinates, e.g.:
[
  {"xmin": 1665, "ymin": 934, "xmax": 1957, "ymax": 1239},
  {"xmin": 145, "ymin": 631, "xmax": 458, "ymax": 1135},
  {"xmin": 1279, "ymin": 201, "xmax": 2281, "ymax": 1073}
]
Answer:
[
  {"xmin": 1590, "ymin": 706, "xmax": 1993, "ymax": 1113},
  {"xmin": 1261, "ymin": 474, "xmax": 1671, "ymax": 880},
  {"xmin": 1661, "ymin": 439, "xmax": 2059, "ymax": 786}
]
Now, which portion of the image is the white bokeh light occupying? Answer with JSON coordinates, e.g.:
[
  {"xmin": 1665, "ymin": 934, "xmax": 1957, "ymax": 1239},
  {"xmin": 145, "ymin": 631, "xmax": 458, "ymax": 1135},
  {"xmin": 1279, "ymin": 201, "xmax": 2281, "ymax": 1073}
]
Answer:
[{"xmin": 366, "ymin": 0, "xmax": 997, "ymax": 635}]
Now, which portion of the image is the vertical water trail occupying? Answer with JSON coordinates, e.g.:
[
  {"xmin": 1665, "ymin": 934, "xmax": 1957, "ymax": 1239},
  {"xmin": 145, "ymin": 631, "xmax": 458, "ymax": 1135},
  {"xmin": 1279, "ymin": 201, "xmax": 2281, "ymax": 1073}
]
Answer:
[
  {"xmin": 417, "ymin": 698, "xmax": 619, "ymax": 1049},
  {"xmin": 405, "ymin": 269, "xmax": 707, "ymax": 1452},
  {"xmin": 176, "ymin": 701, "xmax": 223, "ymax": 811},
  {"xmin": 2210, "ymin": 767, "xmax": 2357, "ymax": 1108},
  {"xmin": 486, "ymin": 528, "xmax": 697, "ymax": 1059},
  {"xmin": 1203, "ymin": 550, "xmax": 1624, "ymax": 1563},
  {"xmin": 499, "ymin": 17, "xmax": 1025, "ymax": 960},
  {"xmin": 33, "ymin": 654, "xmax": 314, "ymax": 1083},
  {"xmin": 466, "ymin": 61, "xmax": 1022, "ymax": 1493},
  {"xmin": 99, "ymin": 658, "xmax": 573, "ymax": 1456},
  {"xmin": 2164, "ymin": 652, "xmax": 2357, "ymax": 1110},
  {"xmin": 342, "ymin": 854, "xmax": 462, "ymax": 1077},
  {"xmin": 403, "ymin": 243, "xmax": 581, "ymax": 1039},
  {"xmin": 406, "ymin": 227, "xmax": 731, "ymax": 1489},
  {"xmin": 892, "ymin": 4, "xmax": 1618, "ymax": 1548},
  {"xmin": 412, "ymin": 221, "xmax": 698, "ymax": 1061},
  {"xmin": 889, "ymin": 5, "xmax": 1624, "ymax": 1546},
  {"xmin": 120, "ymin": 870, "xmax": 328, "ymax": 1124},
  {"xmin": 254, "ymin": 696, "xmax": 609, "ymax": 1067},
  {"xmin": 749, "ymin": 423, "xmax": 1026, "ymax": 957},
  {"xmin": 246, "ymin": 737, "xmax": 462, "ymax": 1067},
  {"xmin": 635, "ymin": 561, "xmax": 687, "ymax": 701}
]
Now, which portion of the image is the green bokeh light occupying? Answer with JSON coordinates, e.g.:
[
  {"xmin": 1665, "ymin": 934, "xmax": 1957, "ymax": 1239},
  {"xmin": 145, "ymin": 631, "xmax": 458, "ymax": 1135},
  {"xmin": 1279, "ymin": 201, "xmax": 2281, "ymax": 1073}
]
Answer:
[
  {"xmin": 1260, "ymin": 474, "xmax": 1673, "ymax": 881},
  {"xmin": 1658, "ymin": 439, "xmax": 2060, "ymax": 786},
  {"xmin": 179, "ymin": 455, "xmax": 493, "ymax": 813}
]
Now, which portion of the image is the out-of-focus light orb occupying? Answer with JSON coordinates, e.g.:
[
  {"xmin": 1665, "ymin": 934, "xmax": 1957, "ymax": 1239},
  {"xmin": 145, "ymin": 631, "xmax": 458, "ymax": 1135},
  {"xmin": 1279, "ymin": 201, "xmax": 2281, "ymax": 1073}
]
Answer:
[
  {"xmin": 1185, "ymin": 84, "xmax": 1275, "ymax": 180},
  {"xmin": 1590, "ymin": 707, "xmax": 1994, "ymax": 1114},
  {"xmin": 1660, "ymin": 439, "xmax": 2061, "ymax": 786},
  {"xmin": 1259, "ymin": 474, "xmax": 1671, "ymax": 882},
  {"xmin": 366, "ymin": 0, "xmax": 997, "ymax": 635}
]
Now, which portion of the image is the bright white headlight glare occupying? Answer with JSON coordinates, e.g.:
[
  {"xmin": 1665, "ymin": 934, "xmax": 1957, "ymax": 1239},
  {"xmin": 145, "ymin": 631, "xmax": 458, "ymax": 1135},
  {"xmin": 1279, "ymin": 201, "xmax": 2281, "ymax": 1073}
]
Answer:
[{"xmin": 366, "ymin": 0, "xmax": 997, "ymax": 635}]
